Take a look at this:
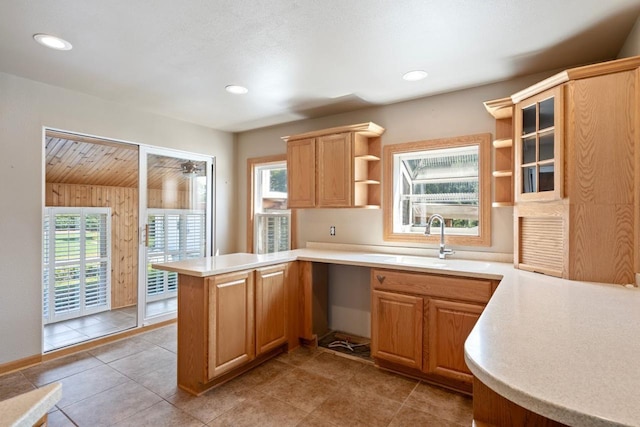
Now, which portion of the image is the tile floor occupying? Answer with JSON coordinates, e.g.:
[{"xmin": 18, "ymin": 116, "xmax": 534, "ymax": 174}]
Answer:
[
  {"xmin": 44, "ymin": 298, "xmax": 177, "ymax": 352},
  {"xmin": 3, "ymin": 324, "xmax": 473, "ymax": 426}
]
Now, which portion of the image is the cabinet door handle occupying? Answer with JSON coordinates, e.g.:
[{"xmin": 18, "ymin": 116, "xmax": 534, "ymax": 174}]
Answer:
[{"xmin": 376, "ymin": 275, "xmax": 385, "ymax": 284}]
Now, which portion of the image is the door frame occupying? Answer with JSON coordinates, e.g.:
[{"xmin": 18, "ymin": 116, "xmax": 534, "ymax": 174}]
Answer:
[{"xmin": 138, "ymin": 145, "xmax": 215, "ymax": 325}]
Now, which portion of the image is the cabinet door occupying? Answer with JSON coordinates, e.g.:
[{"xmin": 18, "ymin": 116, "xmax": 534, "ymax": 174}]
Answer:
[
  {"xmin": 287, "ymin": 138, "xmax": 316, "ymax": 208},
  {"xmin": 317, "ymin": 133, "xmax": 352, "ymax": 207},
  {"xmin": 514, "ymin": 85, "xmax": 564, "ymax": 202},
  {"xmin": 208, "ymin": 270, "xmax": 255, "ymax": 379},
  {"xmin": 255, "ymin": 264, "xmax": 288, "ymax": 355},
  {"xmin": 371, "ymin": 289, "xmax": 423, "ymax": 370},
  {"xmin": 426, "ymin": 298, "xmax": 483, "ymax": 384}
]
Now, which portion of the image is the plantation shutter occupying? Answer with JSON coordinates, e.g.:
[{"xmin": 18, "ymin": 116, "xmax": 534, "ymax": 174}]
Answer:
[
  {"xmin": 146, "ymin": 209, "xmax": 205, "ymax": 300},
  {"xmin": 43, "ymin": 208, "xmax": 111, "ymax": 324},
  {"xmin": 255, "ymin": 213, "xmax": 290, "ymax": 254}
]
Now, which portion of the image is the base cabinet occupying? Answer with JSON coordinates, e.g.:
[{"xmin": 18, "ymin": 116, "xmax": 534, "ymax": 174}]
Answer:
[
  {"xmin": 371, "ymin": 289, "xmax": 423, "ymax": 370},
  {"xmin": 371, "ymin": 268, "xmax": 496, "ymax": 393},
  {"xmin": 255, "ymin": 264, "xmax": 288, "ymax": 355},
  {"xmin": 177, "ymin": 263, "xmax": 291, "ymax": 395},
  {"xmin": 207, "ymin": 270, "xmax": 255, "ymax": 379},
  {"xmin": 426, "ymin": 299, "xmax": 483, "ymax": 383}
]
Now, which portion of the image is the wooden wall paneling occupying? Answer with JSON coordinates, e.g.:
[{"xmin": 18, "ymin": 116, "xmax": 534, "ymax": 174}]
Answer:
[{"xmin": 45, "ymin": 183, "xmax": 138, "ymax": 308}]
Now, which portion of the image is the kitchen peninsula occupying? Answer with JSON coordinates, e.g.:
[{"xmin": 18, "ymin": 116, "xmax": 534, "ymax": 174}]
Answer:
[{"xmin": 153, "ymin": 248, "xmax": 640, "ymax": 426}]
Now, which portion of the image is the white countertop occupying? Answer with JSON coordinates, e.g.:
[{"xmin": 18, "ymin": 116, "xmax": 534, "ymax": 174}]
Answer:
[
  {"xmin": 0, "ymin": 382, "xmax": 62, "ymax": 427},
  {"xmin": 153, "ymin": 248, "xmax": 640, "ymax": 426}
]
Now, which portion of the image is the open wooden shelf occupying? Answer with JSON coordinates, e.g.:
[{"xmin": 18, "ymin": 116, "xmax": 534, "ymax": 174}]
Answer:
[
  {"xmin": 493, "ymin": 138, "xmax": 513, "ymax": 149},
  {"xmin": 492, "ymin": 170, "xmax": 512, "ymax": 178},
  {"xmin": 485, "ymin": 97, "xmax": 514, "ymax": 206}
]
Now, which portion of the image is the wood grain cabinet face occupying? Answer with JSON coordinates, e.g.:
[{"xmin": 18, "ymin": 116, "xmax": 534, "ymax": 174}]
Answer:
[
  {"xmin": 371, "ymin": 289, "xmax": 423, "ymax": 370},
  {"xmin": 317, "ymin": 133, "xmax": 353, "ymax": 207},
  {"xmin": 207, "ymin": 270, "xmax": 255, "ymax": 379},
  {"xmin": 426, "ymin": 299, "xmax": 483, "ymax": 383},
  {"xmin": 284, "ymin": 123, "xmax": 384, "ymax": 209},
  {"xmin": 255, "ymin": 264, "xmax": 288, "ymax": 355},
  {"xmin": 286, "ymin": 138, "xmax": 316, "ymax": 208}
]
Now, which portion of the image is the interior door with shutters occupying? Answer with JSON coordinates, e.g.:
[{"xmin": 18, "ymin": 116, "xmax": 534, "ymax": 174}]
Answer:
[{"xmin": 139, "ymin": 147, "xmax": 213, "ymax": 323}]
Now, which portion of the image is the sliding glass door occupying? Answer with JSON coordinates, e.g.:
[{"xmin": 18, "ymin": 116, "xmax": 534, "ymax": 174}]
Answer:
[{"xmin": 139, "ymin": 147, "xmax": 213, "ymax": 323}]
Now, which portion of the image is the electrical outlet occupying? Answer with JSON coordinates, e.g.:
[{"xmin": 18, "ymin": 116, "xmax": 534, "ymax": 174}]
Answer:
[{"xmin": 330, "ymin": 226, "xmax": 336, "ymax": 236}]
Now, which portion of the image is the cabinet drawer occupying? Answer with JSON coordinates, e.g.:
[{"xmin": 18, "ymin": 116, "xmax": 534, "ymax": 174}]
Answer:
[{"xmin": 371, "ymin": 269, "xmax": 493, "ymax": 304}]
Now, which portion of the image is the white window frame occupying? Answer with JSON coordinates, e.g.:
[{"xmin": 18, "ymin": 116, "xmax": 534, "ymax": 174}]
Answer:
[
  {"xmin": 43, "ymin": 207, "xmax": 112, "ymax": 324},
  {"xmin": 251, "ymin": 160, "xmax": 291, "ymax": 254}
]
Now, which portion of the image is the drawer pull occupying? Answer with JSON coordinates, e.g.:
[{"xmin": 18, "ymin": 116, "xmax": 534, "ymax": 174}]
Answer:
[{"xmin": 376, "ymin": 275, "xmax": 385, "ymax": 284}]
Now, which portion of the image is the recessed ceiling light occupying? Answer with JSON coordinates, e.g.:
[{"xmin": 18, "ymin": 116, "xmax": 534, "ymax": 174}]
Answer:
[
  {"xmin": 225, "ymin": 85, "xmax": 248, "ymax": 95},
  {"xmin": 402, "ymin": 70, "xmax": 428, "ymax": 81},
  {"xmin": 33, "ymin": 33, "xmax": 73, "ymax": 51}
]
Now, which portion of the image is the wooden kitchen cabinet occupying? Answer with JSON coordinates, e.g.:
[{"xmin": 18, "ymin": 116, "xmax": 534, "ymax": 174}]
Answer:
[
  {"xmin": 284, "ymin": 122, "xmax": 385, "ymax": 208},
  {"xmin": 371, "ymin": 289, "xmax": 423, "ymax": 370},
  {"xmin": 255, "ymin": 264, "xmax": 288, "ymax": 355},
  {"xmin": 508, "ymin": 56, "xmax": 640, "ymax": 283},
  {"xmin": 514, "ymin": 86, "xmax": 564, "ymax": 203},
  {"xmin": 371, "ymin": 268, "xmax": 497, "ymax": 393},
  {"xmin": 426, "ymin": 298, "xmax": 483, "ymax": 384},
  {"xmin": 177, "ymin": 262, "xmax": 295, "ymax": 395},
  {"xmin": 286, "ymin": 138, "xmax": 316, "ymax": 208},
  {"xmin": 207, "ymin": 270, "xmax": 255, "ymax": 379}
]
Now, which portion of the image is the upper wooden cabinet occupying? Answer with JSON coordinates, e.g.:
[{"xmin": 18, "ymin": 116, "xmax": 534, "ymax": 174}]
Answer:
[
  {"xmin": 505, "ymin": 55, "xmax": 640, "ymax": 284},
  {"xmin": 284, "ymin": 122, "xmax": 385, "ymax": 208},
  {"xmin": 514, "ymin": 86, "xmax": 564, "ymax": 203}
]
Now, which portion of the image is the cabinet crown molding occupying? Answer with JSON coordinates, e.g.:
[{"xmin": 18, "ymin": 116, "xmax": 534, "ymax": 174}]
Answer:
[
  {"xmin": 281, "ymin": 122, "xmax": 385, "ymax": 142},
  {"xmin": 511, "ymin": 55, "xmax": 640, "ymax": 103}
]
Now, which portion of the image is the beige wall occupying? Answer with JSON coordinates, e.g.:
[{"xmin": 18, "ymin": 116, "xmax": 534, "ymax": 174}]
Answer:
[
  {"xmin": 236, "ymin": 71, "xmax": 557, "ymax": 255},
  {"xmin": 0, "ymin": 72, "xmax": 235, "ymax": 365},
  {"xmin": 619, "ymin": 15, "xmax": 640, "ymax": 57}
]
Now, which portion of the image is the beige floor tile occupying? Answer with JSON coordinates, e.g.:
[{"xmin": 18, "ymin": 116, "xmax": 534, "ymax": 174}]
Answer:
[
  {"xmin": 89, "ymin": 335, "xmax": 153, "ymax": 363},
  {"xmin": 140, "ymin": 328, "xmax": 177, "ymax": 353},
  {"xmin": 207, "ymin": 394, "xmax": 307, "ymax": 427},
  {"xmin": 141, "ymin": 324, "xmax": 176, "ymax": 345},
  {"xmin": 112, "ymin": 400, "xmax": 204, "ymax": 427},
  {"xmin": 55, "ymin": 364, "xmax": 129, "ymax": 408},
  {"xmin": 136, "ymin": 361, "xmax": 178, "ymax": 398},
  {"xmin": 349, "ymin": 364, "xmax": 418, "ymax": 402},
  {"xmin": 230, "ymin": 359, "xmax": 292, "ymax": 392},
  {"xmin": 263, "ymin": 368, "xmax": 338, "ymax": 412},
  {"xmin": 168, "ymin": 383, "xmax": 257, "ymax": 424},
  {"xmin": 296, "ymin": 412, "xmax": 340, "ymax": 427},
  {"xmin": 275, "ymin": 346, "xmax": 319, "ymax": 366},
  {"xmin": 108, "ymin": 345, "xmax": 176, "ymax": 381},
  {"xmin": 47, "ymin": 409, "xmax": 75, "ymax": 427},
  {"xmin": 389, "ymin": 405, "xmax": 461, "ymax": 427},
  {"xmin": 62, "ymin": 380, "xmax": 162, "ymax": 426},
  {"xmin": 311, "ymin": 382, "xmax": 402, "ymax": 427},
  {"xmin": 22, "ymin": 352, "xmax": 102, "ymax": 387},
  {"xmin": 403, "ymin": 382, "xmax": 473, "ymax": 425},
  {"xmin": 298, "ymin": 351, "xmax": 366, "ymax": 383},
  {"xmin": 0, "ymin": 371, "xmax": 35, "ymax": 401}
]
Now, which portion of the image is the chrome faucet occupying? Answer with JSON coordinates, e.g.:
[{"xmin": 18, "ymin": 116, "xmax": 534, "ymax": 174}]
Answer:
[{"xmin": 425, "ymin": 214, "xmax": 454, "ymax": 259}]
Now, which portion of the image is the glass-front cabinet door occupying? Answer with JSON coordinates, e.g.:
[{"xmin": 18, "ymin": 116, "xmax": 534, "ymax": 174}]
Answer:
[
  {"xmin": 139, "ymin": 147, "xmax": 213, "ymax": 323},
  {"xmin": 514, "ymin": 86, "xmax": 564, "ymax": 202}
]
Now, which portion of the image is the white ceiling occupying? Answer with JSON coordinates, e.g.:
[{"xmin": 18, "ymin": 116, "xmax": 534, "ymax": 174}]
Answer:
[{"xmin": 1, "ymin": 1, "xmax": 639, "ymax": 132}]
